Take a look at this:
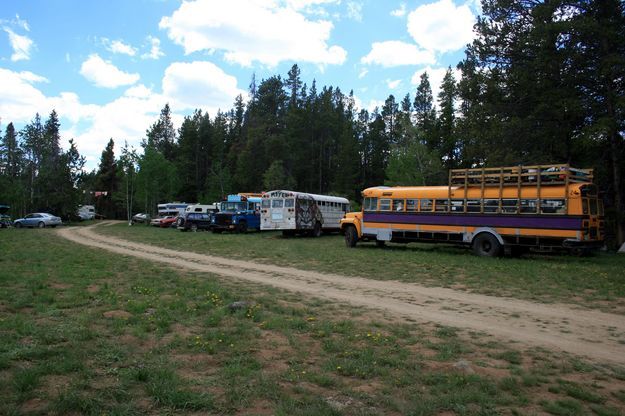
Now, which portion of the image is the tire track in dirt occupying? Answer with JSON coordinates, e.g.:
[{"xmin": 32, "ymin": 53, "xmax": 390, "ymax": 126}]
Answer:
[{"xmin": 58, "ymin": 222, "xmax": 625, "ymax": 365}]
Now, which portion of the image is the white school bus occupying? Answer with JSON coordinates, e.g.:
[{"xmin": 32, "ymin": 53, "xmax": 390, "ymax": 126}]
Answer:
[{"xmin": 261, "ymin": 190, "xmax": 350, "ymax": 237}]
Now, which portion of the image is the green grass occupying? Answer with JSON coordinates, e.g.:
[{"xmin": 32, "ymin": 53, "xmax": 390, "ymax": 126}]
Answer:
[
  {"xmin": 98, "ymin": 222, "xmax": 625, "ymax": 311},
  {"xmin": 0, "ymin": 229, "xmax": 624, "ymax": 415}
]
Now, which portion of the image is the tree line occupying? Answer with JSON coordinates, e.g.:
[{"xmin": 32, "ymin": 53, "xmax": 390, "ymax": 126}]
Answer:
[{"xmin": 0, "ymin": 0, "xmax": 623, "ymax": 244}]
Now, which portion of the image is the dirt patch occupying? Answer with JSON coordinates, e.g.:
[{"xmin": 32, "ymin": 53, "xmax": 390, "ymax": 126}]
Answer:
[
  {"xmin": 255, "ymin": 331, "xmax": 293, "ymax": 373},
  {"xmin": 103, "ymin": 310, "xmax": 132, "ymax": 319},
  {"xmin": 58, "ymin": 223, "xmax": 625, "ymax": 365},
  {"xmin": 235, "ymin": 399, "xmax": 274, "ymax": 415},
  {"xmin": 21, "ymin": 397, "xmax": 47, "ymax": 413},
  {"xmin": 40, "ymin": 374, "xmax": 72, "ymax": 395},
  {"xmin": 86, "ymin": 284, "xmax": 100, "ymax": 293}
]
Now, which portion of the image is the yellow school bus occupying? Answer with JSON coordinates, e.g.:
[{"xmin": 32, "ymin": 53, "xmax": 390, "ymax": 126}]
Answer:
[{"xmin": 340, "ymin": 164, "xmax": 604, "ymax": 256}]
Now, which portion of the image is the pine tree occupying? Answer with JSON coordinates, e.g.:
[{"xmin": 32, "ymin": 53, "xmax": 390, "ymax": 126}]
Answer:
[
  {"xmin": 437, "ymin": 67, "xmax": 458, "ymax": 169},
  {"xmin": 413, "ymin": 72, "xmax": 437, "ymax": 149},
  {"xmin": 146, "ymin": 104, "xmax": 177, "ymax": 161},
  {"xmin": 95, "ymin": 139, "xmax": 118, "ymax": 218}
]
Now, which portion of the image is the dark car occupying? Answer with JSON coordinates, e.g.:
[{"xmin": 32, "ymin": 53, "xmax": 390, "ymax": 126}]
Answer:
[
  {"xmin": 0, "ymin": 205, "xmax": 11, "ymax": 228},
  {"xmin": 177, "ymin": 212, "xmax": 213, "ymax": 232}
]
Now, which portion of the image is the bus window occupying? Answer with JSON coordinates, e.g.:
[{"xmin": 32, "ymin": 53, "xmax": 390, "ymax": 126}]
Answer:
[
  {"xmin": 393, "ymin": 200, "xmax": 405, "ymax": 212},
  {"xmin": 363, "ymin": 197, "xmax": 378, "ymax": 211},
  {"xmin": 582, "ymin": 199, "xmax": 588, "ymax": 215},
  {"xmin": 272, "ymin": 199, "xmax": 284, "ymax": 208},
  {"xmin": 419, "ymin": 199, "xmax": 432, "ymax": 212},
  {"xmin": 435, "ymin": 199, "xmax": 449, "ymax": 212},
  {"xmin": 379, "ymin": 199, "xmax": 392, "ymax": 211},
  {"xmin": 406, "ymin": 199, "xmax": 417, "ymax": 211},
  {"xmin": 599, "ymin": 200, "xmax": 604, "ymax": 216},
  {"xmin": 520, "ymin": 199, "xmax": 537, "ymax": 213},
  {"xmin": 484, "ymin": 199, "xmax": 499, "ymax": 213},
  {"xmin": 450, "ymin": 200, "xmax": 464, "ymax": 212},
  {"xmin": 466, "ymin": 200, "xmax": 480, "ymax": 212},
  {"xmin": 285, "ymin": 199, "xmax": 294, "ymax": 208},
  {"xmin": 501, "ymin": 199, "xmax": 518, "ymax": 214},
  {"xmin": 261, "ymin": 199, "xmax": 270, "ymax": 208},
  {"xmin": 540, "ymin": 199, "xmax": 565, "ymax": 214}
]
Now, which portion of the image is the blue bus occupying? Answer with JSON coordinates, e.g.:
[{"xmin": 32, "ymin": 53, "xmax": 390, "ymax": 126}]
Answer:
[{"xmin": 212, "ymin": 194, "xmax": 261, "ymax": 233}]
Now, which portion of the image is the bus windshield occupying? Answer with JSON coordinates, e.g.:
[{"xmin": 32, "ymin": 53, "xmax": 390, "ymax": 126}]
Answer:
[{"xmin": 221, "ymin": 202, "xmax": 246, "ymax": 211}]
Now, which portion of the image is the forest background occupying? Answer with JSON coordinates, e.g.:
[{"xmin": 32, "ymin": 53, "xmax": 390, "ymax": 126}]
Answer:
[{"xmin": 1, "ymin": 0, "xmax": 624, "ymax": 246}]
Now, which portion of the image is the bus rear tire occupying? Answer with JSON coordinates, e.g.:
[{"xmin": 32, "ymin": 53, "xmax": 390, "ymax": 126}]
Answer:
[
  {"xmin": 472, "ymin": 233, "xmax": 502, "ymax": 257},
  {"xmin": 344, "ymin": 226, "xmax": 358, "ymax": 248},
  {"xmin": 376, "ymin": 240, "xmax": 386, "ymax": 247},
  {"xmin": 282, "ymin": 230, "xmax": 295, "ymax": 238}
]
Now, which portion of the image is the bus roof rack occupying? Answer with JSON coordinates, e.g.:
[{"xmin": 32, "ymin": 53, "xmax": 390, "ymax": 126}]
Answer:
[{"xmin": 449, "ymin": 164, "xmax": 593, "ymax": 188}]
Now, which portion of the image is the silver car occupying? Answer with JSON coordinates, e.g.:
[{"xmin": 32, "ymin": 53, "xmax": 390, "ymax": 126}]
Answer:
[{"xmin": 14, "ymin": 213, "xmax": 63, "ymax": 228}]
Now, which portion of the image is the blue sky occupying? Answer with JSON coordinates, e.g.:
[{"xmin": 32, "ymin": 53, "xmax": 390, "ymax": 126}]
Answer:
[{"xmin": 1, "ymin": 0, "xmax": 479, "ymax": 168}]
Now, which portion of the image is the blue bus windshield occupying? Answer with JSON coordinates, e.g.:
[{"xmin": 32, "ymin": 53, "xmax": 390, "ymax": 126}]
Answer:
[{"xmin": 221, "ymin": 202, "xmax": 246, "ymax": 211}]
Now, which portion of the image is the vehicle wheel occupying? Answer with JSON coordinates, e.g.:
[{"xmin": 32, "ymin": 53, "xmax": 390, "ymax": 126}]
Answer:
[
  {"xmin": 190, "ymin": 223, "xmax": 198, "ymax": 232},
  {"xmin": 472, "ymin": 233, "xmax": 502, "ymax": 257},
  {"xmin": 38, "ymin": 221, "xmax": 45, "ymax": 228},
  {"xmin": 15, "ymin": 222, "xmax": 22, "ymax": 229},
  {"xmin": 344, "ymin": 225, "xmax": 358, "ymax": 248},
  {"xmin": 51, "ymin": 225, "xmax": 57, "ymax": 228},
  {"xmin": 237, "ymin": 221, "xmax": 248, "ymax": 233},
  {"xmin": 212, "ymin": 229, "xmax": 223, "ymax": 234},
  {"xmin": 177, "ymin": 218, "xmax": 184, "ymax": 227},
  {"xmin": 311, "ymin": 221, "xmax": 322, "ymax": 238},
  {"xmin": 376, "ymin": 240, "xmax": 386, "ymax": 247},
  {"xmin": 282, "ymin": 230, "xmax": 295, "ymax": 238}
]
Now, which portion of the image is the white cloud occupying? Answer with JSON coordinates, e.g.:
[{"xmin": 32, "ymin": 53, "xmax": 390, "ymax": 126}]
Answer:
[
  {"xmin": 390, "ymin": 3, "xmax": 406, "ymax": 17},
  {"xmin": 79, "ymin": 54, "xmax": 140, "ymax": 88},
  {"xmin": 361, "ymin": 40, "xmax": 435, "ymax": 67},
  {"xmin": 287, "ymin": 0, "xmax": 338, "ymax": 10},
  {"xmin": 346, "ymin": 1, "xmax": 363, "ymax": 21},
  {"xmin": 162, "ymin": 61, "xmax": 246, "ymax": 112},
  {"xmin": 159, "ymin": 0, "xmax": 347, "ymax": 67},
  {"xmin": 142, "ymin": 36, "xmax": 164, "ymax": 60},
  {"xmin": 0, "ymin": 68, "xmax": 49, "ymax": 121},
  {"xmin": 358, "ymin": 68, "xmax": 368, "ymax": 79},
  {"xmin": 407, "ymin": 0, "xmax": 476, "ymax": 53},
  {"xmin": 4, "ymin": 27, "xmax": 34, "ymax": 61},
  {"xmin": 386, "ymin": 79, "xmax": 402, "ymax": 89},
  {"xmin": 0, "ymin": 59, "xmax": 246, "ymax": 169},
  {"xmin": 411, "ymin": 66, "xmax": 461, "ymax": 102},
  {"xmin": 106, "ymin": 39, "xmax": 137, "ymax": 56}
]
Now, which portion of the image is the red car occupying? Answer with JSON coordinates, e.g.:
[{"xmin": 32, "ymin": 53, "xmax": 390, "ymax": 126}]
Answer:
[{"xmin": 150, "ymin": 215, "xmax": 178, "ymax": 228}]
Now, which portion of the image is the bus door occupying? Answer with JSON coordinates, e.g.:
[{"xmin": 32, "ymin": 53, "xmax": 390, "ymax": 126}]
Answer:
[
  {"xmin": 270, "ymin": 198, "xmax": 285, "ymax": 223},
  {"xmin": 581, "ymin": 187, "xmax": 601, "ymax": 241}
]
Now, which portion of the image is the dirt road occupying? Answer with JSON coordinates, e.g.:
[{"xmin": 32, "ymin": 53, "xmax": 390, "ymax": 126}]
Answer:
[{"xmin": 58, "ymin": 222, "xmax": 625, "ymax": 365}]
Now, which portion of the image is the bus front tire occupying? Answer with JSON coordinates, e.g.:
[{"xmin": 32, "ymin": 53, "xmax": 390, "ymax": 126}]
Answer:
[
  {"xmin": 311, "ymin": 222, "xmax": 322, "ymax": 238},
  {"xmin": 472, "ymin": 233, "xmax": 502, "ymax": 257},
  {"xmin": 237, "ymin": 221, "xmax": 248, "ymax": 233},
  {"xmin": 344, "ymin": 226, "xmax": 358, "ymax": 248}
]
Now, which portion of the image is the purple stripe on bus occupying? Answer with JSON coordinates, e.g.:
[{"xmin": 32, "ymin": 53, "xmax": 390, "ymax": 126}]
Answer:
[{"xmin": 363, "ymin": 213, "xmax": 583, "ymax": 230}]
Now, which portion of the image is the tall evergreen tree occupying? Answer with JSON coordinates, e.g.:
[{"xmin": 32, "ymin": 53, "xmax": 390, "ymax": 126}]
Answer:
[
  {"xmin": 95, "ymin": 139, "xmax": 118, "ymax": 218},
  {"xmin": 146, "ymin": 104, "xmax": 177, "ymax": 161},
  {"xmin": 437, "ymin": 67, "xmax": 458, "ymax": 169},
  {"xmin": 413, "ymin": 72, "xmax": 437, "ymax": 149}
]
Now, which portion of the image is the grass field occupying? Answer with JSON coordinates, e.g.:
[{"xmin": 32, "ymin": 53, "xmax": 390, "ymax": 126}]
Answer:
[
  {"xmin": 98, "ymin": 223, "xmax": 625, "ymax": 313},
  {"xmin": 1, "ymin": 228, "xmax": 625, "ymax": 415}
]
